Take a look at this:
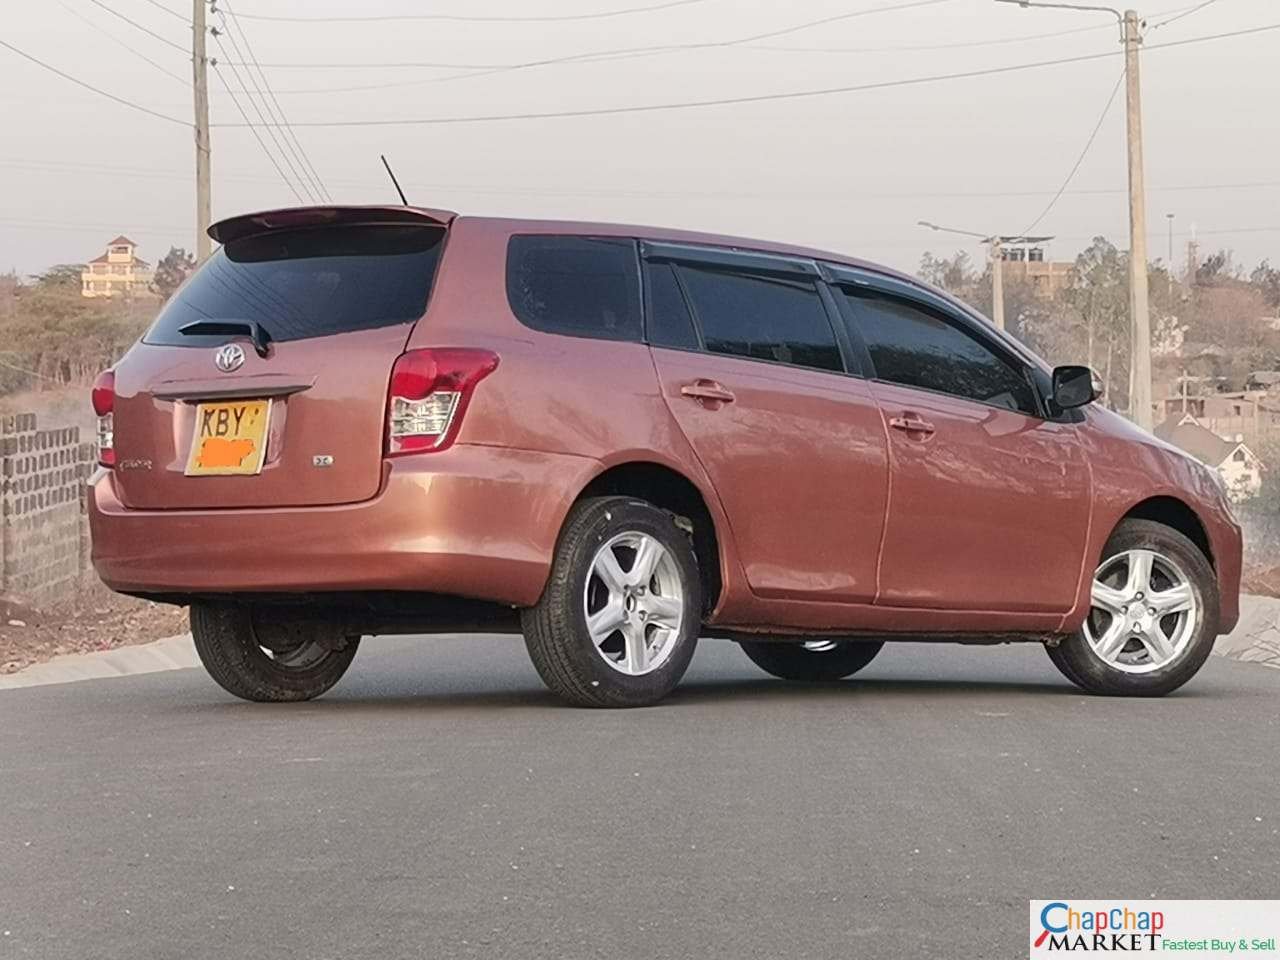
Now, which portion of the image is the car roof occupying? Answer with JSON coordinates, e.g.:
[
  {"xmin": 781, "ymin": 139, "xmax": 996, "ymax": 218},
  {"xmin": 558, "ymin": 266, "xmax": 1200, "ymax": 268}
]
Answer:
[
  {"xmin": 455, "ymin": 213, "xmax": 918, "ymax": 284},
  {"xmin": 207, "ymin": 204, "xmax": 990, "ymax": 340}
]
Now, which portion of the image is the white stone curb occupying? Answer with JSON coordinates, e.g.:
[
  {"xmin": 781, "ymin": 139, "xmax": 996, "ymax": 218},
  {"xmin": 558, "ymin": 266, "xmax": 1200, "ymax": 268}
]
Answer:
[{"xmin": 0, "ymin": 633, "xmax": 196, "ymax": 690}]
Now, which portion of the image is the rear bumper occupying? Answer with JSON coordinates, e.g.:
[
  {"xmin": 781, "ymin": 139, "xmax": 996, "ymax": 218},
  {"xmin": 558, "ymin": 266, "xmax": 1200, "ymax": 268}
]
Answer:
[{"xmin": 90, "ymin": 444, "xmax": 599, "ymax": 607}]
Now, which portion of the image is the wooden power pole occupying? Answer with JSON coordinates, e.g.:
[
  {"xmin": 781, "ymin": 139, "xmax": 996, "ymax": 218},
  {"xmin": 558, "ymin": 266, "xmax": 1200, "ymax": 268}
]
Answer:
[
  {"xmin": 995, "ymin": 1, "xmax": 1155, "ymax": 431},
  {"xmin": 990, "ymin": 239, "xmax": 1005, "ymax": 331},
  {"xmin": 193, "ymin": 0, "xmax": 211, "ymax": 262},
  {"xmin": 1123, "ymin": 9, "xmax": 1153, "ymax": 431}
]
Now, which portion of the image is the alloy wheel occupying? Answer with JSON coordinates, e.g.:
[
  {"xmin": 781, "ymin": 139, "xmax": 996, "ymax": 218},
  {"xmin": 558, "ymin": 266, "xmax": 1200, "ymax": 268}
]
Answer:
[
  {"xmin": 583, "ymin": 531, "xmax": 685, "ymax": 676},
  {"xmin": 1084, "ymin": 548, "xmax": 1199, "ymax": 674}
]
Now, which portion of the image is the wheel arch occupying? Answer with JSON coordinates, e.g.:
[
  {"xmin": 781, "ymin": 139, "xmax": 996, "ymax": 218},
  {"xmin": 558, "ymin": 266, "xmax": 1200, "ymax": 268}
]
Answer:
[
  {"xmin": 1118, "ymin": 496, "xmax": 1214, "ymax": 569},
  {"xmin": 575, "ymin": 460, "xmax": 726, "ymax": 616}
]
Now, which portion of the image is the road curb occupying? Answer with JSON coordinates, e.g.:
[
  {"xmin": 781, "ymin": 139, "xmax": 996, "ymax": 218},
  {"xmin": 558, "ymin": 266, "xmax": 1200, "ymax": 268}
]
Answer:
[{"xmin": 0, "ymin": 633, "xmax": 197, "ymax": 690}]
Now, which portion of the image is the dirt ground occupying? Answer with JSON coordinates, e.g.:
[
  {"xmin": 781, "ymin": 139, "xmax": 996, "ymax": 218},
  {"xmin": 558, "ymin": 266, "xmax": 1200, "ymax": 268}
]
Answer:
[
  {"xmin": 1242, "ymin": 564, "xmax": 1280, "ymax": 600},
  {"xmin": 0, "ymin": 581, "xmax": 188, "ymax": 675}
]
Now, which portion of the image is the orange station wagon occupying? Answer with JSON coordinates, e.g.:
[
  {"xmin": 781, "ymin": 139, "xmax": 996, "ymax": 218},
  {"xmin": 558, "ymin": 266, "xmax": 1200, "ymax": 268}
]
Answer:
[{"xmin": 89, "ymin": 206, "xmax": 1242, "ymax": 707}]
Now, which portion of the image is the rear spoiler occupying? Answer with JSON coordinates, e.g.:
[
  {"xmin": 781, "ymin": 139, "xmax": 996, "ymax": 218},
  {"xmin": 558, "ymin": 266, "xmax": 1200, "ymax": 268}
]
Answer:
[{"xmin": 208, "ymin": 205, "xmax": 457, "ymax": 245}]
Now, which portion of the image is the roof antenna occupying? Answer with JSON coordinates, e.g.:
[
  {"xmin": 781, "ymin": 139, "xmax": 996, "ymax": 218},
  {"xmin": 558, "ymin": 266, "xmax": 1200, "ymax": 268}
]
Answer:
[{"xmin": 380, "ymin": 154, "xmax": 409, "ymax": 206}]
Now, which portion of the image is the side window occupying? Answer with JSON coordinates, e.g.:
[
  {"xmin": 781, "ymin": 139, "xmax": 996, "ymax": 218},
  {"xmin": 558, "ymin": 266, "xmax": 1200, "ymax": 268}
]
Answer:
[
  {"xmin": 506, "ymin": 236, "xmax": 642, "ymax": 341},
  {"xmin": 645, "ymin": 263, "xmax": 699, "ymax": 350},
  {"xmin": 676, "ymin": 266, "xmax": 843, "ymax": 373},
  {"xmin": 843, "ymin": 289, "xmax": 1040, "ymax": 416}
]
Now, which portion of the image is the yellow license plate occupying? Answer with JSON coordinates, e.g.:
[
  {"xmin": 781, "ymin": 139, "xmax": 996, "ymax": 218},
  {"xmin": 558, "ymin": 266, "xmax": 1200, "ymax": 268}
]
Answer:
[{"xmin": 185, "ymin": 399, "xmax": 271, "ymax": 476}]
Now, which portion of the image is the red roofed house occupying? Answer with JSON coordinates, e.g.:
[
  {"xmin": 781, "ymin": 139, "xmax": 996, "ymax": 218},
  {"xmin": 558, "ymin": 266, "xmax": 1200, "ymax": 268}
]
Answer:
[{"xmin": 81, "ymin": 235, "xmax": 154, "ymax": 298}]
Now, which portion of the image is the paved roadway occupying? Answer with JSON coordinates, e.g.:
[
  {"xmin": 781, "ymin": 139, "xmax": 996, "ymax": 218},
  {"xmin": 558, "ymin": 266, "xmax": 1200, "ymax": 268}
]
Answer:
[{"xmin": 2, "ymin": 636, "xmax": 1277, "ymax": 959}]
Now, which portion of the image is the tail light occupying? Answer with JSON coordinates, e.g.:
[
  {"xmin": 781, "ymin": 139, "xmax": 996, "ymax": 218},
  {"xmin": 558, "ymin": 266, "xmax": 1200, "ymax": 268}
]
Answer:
[
  {"xmin": 386, "ymin": 348, "xmax": 498, "ymax": 456},
  {"xmin": 91, "ymin": 369, "xmax": 115, "ymax": 467}
]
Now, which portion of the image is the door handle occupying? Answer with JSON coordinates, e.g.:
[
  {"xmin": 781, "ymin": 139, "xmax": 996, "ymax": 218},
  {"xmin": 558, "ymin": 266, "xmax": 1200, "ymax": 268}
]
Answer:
[
  {"xmin": 680, "ymin": 379, "xmax": 736, "ymax": 405},
  {"xmin": 888, "ymin": 414, "xmax": 936, "ymax": 436}
]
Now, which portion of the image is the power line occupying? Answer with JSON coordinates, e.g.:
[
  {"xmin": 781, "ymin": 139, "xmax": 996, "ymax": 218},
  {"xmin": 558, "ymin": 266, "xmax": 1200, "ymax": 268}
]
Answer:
[
  {"xmin": 214, "ymin": 4, "xmax": 331, "ymax": 201},
  {"xmin": 219, "ymin": 0, "xmax": 331, "ymax": 201},
  {"xmin": 1018, "ymin": 69, "xmax": 1126, "ymax": 237},
  {"xmin": 753, "ymin": 0, "xmax": 1204, "ymax": 51},
  {"xmin": 1151, "ymin": 0, "xmax": 1223, "ymax": 29},
  {"xmin": 230, "ymin": 0, "xmax": 714, "ymax": 23},
  {"xmin": 210, "ymin": 21, "xmax": 1280, "ymax": 128},
  {"xmin": 83, "ymin": 0, "xmax": 187, "ymax": 53},
  {"xmin": 135, "ymin": 0, "xmax": 190, "ymax": 24},
  {"xmin": 209, "ymin": 25, "xmax": 318, "ymax": 203},
  {"xmin": 210, "ymin": 61, "xmax": 306, "ymax": 203},
  {"xmin": 215, "ymin": 0, "xmax": 957, "ymax": 96},
  {"xmin": 0, "ymin": 37, "xmax": 188, "ymax": 125},
  {"xmin": 209, "ymin": 0, "xmax": 1199, "ymax": 71},
  {"xmin": 2, "ymin": 156, "xmax": 1278, "ymax": 199},
  {"xmin": 57, "ymin": 1, "xmax": 189, "ymax": 87}
]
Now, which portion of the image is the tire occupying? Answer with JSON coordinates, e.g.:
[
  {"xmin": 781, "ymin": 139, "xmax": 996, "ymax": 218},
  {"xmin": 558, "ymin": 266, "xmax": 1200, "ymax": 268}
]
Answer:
[
  {"xmin": 1046, "ymin": 518, "xmax": 1219, "ymax": 697},
  {"xmin": 521, "ymin": 496, "xmax": 702, "ymax": 708},
  {"xmin": 191, "ymin": 603, "xmax": 359, "ymax": 702},
  {"xmin": 739, "ymin": 638, "xmax": 884, "ymax": 681}
]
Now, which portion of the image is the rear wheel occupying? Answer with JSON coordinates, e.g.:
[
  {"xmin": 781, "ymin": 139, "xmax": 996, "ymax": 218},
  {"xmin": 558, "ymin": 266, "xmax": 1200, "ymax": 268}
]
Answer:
[
  {"xmin": 1046, "ymin": 519, "xmax": 1218, "ymax": 697},
  {"xmin": 522, "ymin": 496, "xmax": 701, "ymax": 708},
  {"xmin": 191, "ymin": 603, "xmax": 359, "ymax": 702},
  {"xmin": 739, "ymin": 638, "xmax": 884, "ymax": 681}
]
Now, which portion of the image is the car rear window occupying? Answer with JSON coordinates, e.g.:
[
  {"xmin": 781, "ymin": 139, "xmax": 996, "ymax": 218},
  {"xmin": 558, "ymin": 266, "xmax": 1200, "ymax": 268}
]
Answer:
[
  {"xmin": 506, "ymin": 235, "xmax": 642, "ymax": 342},
  {"xmin": 144, "ymin": 225, "xmax": 444, "ymax": 346}
]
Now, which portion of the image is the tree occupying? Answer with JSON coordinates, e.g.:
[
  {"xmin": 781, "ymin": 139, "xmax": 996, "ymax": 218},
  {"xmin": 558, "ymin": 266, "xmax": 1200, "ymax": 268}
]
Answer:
[
  {"xmin": 32, "ymin": 264, "xmax": 86, "ymax": 290},
  {"xmin": 1250, "ymin": 260, "xmax": 1280, "ymax": 311},
  {"xmin": 1195, "ymin": 249, "xmax": 1239, "ymax": 287},
  {"xmin": 151, "ymin": 247, "xmax": 197, "ymax": 301},
  {"xmin": 918, "ymin": 249, "xmax": 978, "ymax": 296}
]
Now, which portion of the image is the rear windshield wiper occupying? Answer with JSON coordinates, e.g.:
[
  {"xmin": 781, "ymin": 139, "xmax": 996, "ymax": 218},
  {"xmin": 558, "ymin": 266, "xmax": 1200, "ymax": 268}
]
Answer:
[{"xmin": 178, "ymin": 319, "xmax": 273, "ymax": 357}]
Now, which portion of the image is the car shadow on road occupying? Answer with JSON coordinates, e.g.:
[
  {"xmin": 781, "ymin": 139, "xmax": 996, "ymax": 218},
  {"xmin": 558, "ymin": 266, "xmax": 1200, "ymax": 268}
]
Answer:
[{"xmin": 176, "ymin": 674, "xmax": 1094, "ymax": 716}]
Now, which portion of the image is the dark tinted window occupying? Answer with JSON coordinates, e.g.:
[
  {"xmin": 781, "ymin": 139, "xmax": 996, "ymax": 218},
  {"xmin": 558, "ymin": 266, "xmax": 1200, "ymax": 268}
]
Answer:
[
  {"xmin": 506, "ymin": 236, "xmax": 641, "ymax": 341},
  {"xmin": 146, "ymin": 225, "xmax": 443, "ymax": 346},
  {"xmin": 844, "ymin": 290, "xmax": 1039, "ymax": 415},
  {"xmin": 677, "ymin": 267, "xmax": 842, "ymax": 373},
  {"xmin": 646, "ymin": 263, "xmax": 699, "ymax": 350}
]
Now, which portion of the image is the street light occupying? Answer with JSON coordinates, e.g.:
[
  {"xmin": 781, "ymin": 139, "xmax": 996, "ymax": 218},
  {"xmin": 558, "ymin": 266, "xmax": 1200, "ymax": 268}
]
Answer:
[{"xmin": 995, "ymin": 0, "xmax": 1153, "ymax": 431}]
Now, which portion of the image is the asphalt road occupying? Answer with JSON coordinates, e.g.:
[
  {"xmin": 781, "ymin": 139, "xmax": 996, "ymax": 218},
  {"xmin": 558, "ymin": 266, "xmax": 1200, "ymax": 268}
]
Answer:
[{"xmin": 2, "ymin": 636, "xmax": 1277, "ymax": 959}]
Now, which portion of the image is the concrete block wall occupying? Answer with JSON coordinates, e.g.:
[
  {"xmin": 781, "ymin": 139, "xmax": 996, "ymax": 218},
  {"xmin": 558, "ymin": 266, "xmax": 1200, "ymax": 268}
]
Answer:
[{"xmin": 1, "ymin": 412, "xmax": 96, "ymax": 604}]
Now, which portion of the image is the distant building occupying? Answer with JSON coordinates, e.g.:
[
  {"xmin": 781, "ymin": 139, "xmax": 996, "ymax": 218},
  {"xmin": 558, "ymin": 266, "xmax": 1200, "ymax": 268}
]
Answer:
[
  {"xmin": 998, "ymin": 243, "xmax": 1073, "ymax": 299},
  {"xmin": 1245, "ymin": 370, "xmax": 1280, "ymax": 392},
  {"xmin": 81, "ymin": 236, "xmax": 153, "ymax": 298},
  {"xmin": 1154, "ymin": 413, "xmax": 1264, "ymax": 501}
]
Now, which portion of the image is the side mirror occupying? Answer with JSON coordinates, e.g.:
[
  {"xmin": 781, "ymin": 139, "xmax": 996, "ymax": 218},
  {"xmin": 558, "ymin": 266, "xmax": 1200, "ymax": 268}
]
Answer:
[{"xmin": 1051, "ymin": 365, "xmax": 1100, "ymax": 410}]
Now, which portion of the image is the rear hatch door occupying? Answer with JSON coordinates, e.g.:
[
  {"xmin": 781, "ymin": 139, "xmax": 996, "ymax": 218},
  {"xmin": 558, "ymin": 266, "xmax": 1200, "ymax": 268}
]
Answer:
[{"xmin": 111, "ymin": 209, "xmax": 449, "ymax": 509}]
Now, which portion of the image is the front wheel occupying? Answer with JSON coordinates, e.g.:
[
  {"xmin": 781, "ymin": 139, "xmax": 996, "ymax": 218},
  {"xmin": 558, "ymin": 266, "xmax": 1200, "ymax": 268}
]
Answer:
[
  {"xmin": 1046, "ymin": 519, "xmax": 1219, "ymax": 697},
  {"xmin": 191, "ymin": 604, "xmax": 360, "ymax": 702},
  {"xmin": 739, "ymin": 638, "xmax": 884, "ymax": 681}
]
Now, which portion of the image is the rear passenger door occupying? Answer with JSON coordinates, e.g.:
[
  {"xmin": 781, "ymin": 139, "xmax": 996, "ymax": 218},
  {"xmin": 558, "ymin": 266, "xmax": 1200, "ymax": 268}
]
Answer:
[
  {"xmin": 643, "ymin": 243, "xmax": 889, "ymax": 604},
  {"xmin": 830, "ymin": 269, "xmax": 1091, "ymax": 615}
]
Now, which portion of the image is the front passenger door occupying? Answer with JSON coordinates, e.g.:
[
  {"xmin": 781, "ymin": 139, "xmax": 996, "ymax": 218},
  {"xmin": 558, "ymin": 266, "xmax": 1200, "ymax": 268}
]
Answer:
[{"xmin": 836, "ymin": 281, "xmax": 1091, "ymax": 615}]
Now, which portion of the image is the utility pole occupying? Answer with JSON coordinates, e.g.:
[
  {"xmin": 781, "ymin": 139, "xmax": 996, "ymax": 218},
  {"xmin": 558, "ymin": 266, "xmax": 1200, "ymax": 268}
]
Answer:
[
  {"xmin": 990, "ymin": 239, "xmax": 1005, "ymax": 331},
  {"xmin": 1123, "ymin": 9, "xmax": 1152, "ymax": 431},
  {"xmin": 995, "ymin": 0, "xmax": 1154, "ymax": 431},
  {"xmin": 193, "ymin": 0, "xmax": 211, "ymax": 262}
]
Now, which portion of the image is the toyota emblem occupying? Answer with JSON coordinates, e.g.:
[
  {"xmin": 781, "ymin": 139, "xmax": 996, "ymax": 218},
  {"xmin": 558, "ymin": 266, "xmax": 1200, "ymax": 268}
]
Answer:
[{"xmin": 214, "ymin": 344, "xmax": 245, "ymax": 373}]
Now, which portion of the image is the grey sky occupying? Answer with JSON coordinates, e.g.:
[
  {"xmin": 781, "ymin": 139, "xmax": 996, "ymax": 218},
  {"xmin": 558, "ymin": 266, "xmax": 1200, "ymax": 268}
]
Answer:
[{"xmin": 2, "ymin": 0, "xmax": 1277, "ymax": 278}]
